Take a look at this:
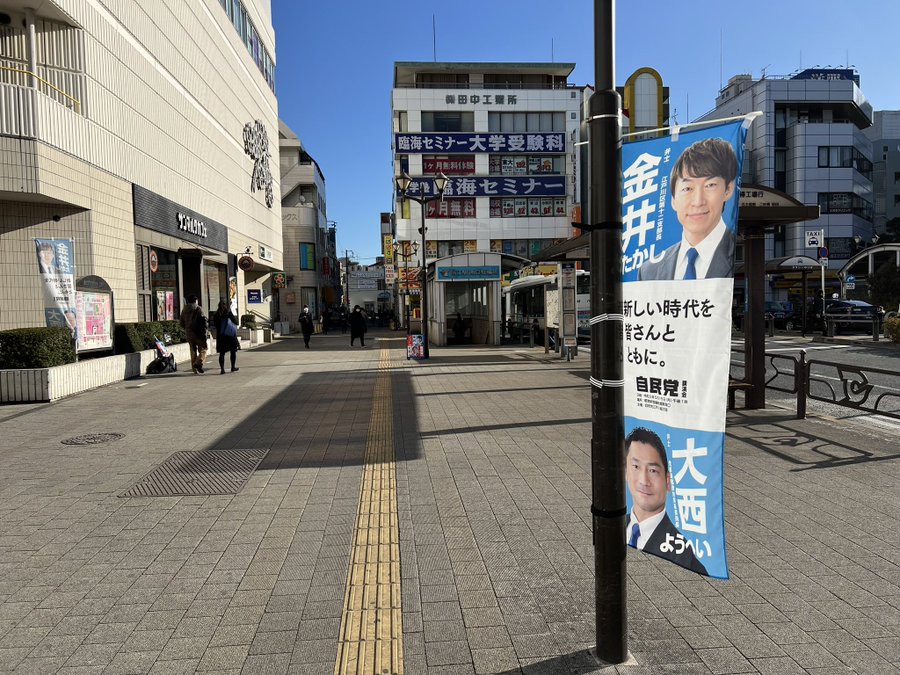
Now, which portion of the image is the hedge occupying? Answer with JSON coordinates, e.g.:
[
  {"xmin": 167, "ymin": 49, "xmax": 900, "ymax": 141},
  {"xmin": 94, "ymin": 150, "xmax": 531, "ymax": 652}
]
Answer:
[
  {"xmin": 113, "ymin": 320, "xmax": 186, "ymax": 354},
  {"xmin": 0, "ymin": 327, "xmax": 76, "ymax": 369},
  {"xmin": 885, "ymin": 316, "xmax": 900, "ymax": 343}
]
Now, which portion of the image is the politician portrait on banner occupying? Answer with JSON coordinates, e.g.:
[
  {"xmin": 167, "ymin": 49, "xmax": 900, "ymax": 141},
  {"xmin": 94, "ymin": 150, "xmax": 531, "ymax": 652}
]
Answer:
[
  {"xmin": 620, "ymin": 118, "xmax": 753, "ymax": 579},
  {"xmin": 34, "ymin": 238, "xmax": 77, "ymax": 336}
]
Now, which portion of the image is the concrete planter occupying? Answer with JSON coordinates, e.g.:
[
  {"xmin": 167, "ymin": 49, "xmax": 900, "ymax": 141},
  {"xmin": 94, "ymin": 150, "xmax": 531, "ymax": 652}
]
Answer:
[{"xmin": 0, "ymin": 342, "xmax": 192, "ymax": 404}]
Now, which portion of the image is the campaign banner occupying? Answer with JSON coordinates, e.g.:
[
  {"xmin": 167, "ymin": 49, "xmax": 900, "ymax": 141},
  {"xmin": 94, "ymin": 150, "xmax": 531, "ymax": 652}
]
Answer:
[
  {"xmin": 621, "ymin": 119, "xmax": 749, "ymax": 579},
  {"xmin": 407, "ymin": 334, "xmax": 425, "ymax": 360},
  {"xmin": 34, "ymin": 238, "xmax": 77, "ymax": 336}
]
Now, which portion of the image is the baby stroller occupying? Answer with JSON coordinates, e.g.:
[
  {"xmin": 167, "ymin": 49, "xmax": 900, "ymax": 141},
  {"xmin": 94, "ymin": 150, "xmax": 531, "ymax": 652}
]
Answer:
[{"xmin": 145, "ymin": 334, "xmax": 177, "ymax": 374}]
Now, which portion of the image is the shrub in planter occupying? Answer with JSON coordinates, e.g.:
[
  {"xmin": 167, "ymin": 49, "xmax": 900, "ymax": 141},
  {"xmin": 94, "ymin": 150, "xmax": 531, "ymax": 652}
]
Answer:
[
  {"xmin": 240, "ymin": 314, "xmax": 257, "ymax": 329},
  {"xmin": 0, "ymin": 327, "xmax": 76, "ymax": 368},
  {"xmin": 884, "ymin": 316, "xmax": 900, "ymax": 343},
  {"xmin": 114, "ymin": 320, "xmax": 187, "ymax": 354}
]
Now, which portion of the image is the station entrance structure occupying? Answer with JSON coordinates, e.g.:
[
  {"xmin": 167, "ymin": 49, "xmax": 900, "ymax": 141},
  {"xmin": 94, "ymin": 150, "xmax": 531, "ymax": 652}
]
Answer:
[{"xmin": 424, "ymin": 252, "xmax": 527, "ymax": 347}]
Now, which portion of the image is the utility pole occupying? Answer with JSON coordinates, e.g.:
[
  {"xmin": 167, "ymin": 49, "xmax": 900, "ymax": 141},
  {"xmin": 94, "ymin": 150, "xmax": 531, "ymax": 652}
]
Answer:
[{"xmin": 590, "ymin": 0, "xmax": 627, "ymax": 664}]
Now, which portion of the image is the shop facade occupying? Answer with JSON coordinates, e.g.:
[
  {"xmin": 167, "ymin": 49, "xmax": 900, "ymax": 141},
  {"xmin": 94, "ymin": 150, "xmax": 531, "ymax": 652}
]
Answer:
[{"xmin": 0, "ymin": 1, "xmax": 282, "ymax": 334}]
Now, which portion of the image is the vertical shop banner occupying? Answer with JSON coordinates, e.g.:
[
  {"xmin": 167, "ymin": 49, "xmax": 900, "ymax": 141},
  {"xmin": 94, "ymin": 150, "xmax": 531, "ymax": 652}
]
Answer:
[
  {"xmin": 621, "ymin": 119, "xmax": 749, "ymax": 579},
  {"xmin": 34, "ymin": 238, "xmax": 76, "ymax": 335}
]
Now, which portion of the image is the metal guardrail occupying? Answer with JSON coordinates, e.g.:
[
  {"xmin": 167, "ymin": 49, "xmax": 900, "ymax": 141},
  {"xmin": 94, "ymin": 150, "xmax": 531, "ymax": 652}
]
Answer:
[
  {"xmin": 731, "ymin": 347, "xmax": 900, "ymax": 421},
  {"xmin": 0, "ymin": 66, "xmax": 81, "ymax": 113}
]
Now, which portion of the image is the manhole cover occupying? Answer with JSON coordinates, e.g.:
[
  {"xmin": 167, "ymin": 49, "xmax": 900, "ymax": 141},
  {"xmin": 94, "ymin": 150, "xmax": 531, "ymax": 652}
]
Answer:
[
  {"xmin": 62, "ymin": 433, "xmax": 125, "ymax": 446},
  {"xmin": 120, "ymin": 448, "xmax": 269, "ymax": 497}
]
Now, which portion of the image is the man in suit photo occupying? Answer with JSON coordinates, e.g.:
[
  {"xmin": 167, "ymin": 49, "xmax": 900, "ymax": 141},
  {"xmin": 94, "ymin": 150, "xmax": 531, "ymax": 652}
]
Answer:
[
  {"xmin": 36, "ymin": 241, "xmax": 61, "ymax": 275},
  {"xmin": 625, "ymin": 426, "xmax": 708, "ymax": 575},
  {"xmin": 638, "ymin": 137, "xmax": 738, "ymax": 281}
]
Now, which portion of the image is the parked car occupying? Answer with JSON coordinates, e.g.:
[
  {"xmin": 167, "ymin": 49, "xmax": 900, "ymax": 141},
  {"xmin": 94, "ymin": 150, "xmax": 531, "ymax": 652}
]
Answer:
[
  {"xmin": 823, "ymin": 300, "xmax": 882, "ymax": 334},
  {"xmin": 732, "ymin": 300, "xmax": 790, "ymax": 330}
]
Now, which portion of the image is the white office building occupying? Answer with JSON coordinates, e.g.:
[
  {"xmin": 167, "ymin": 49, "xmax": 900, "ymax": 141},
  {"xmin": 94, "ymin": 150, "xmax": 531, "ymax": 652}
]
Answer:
[
  {"xmin": 391, "ymin": 61, "xmax": 584, "ymax": 344},
  {"xmin": 0, "ymin": 0, "xmax": 281, "ymax": 336},
  {"xmin": 699, "ymin": 69, "xmax": 875, "ymax": 301}
]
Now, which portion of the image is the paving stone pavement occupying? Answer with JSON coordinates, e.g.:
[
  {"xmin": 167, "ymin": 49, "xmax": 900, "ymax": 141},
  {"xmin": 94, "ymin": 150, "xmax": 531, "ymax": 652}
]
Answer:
[{"xmin": 0, "ymin": 331, "xmax": 897, "ymax": 674}]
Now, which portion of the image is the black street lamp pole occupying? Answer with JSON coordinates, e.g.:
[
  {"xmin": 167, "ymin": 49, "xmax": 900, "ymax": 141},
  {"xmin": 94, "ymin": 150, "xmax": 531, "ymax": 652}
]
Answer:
[
  {"xmin": 590, "ymin": 0, "xmax": 627, "ymax": 664},
  {"xmin": 396, "ymin": 172, "xmax": 448, "ymax": 359},
  {"xmin": 393, "ymin": 240, "xmax": 418, "ymax": 335}
]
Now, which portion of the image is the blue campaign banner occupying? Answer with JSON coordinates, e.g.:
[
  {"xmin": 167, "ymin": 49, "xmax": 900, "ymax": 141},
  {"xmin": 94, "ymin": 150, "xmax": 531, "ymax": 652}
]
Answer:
[
  {"xmin": 34, "ymin": 238, "xmax": 77, "ymax": 335},
  {"xmin": 399, "ymin": 175, "xmax": 566, "ymax": 198},
  {"xmin": 395, "ymin": 132, "xmax": 565, "ymax": 154},
  {"xmin": 624, "ymin": 417, "xmax": 726, "ymax": 579},
  {"xmin": 436, "ymin": 266, "xmax": 500, "ymax": 281},
  {"xmin": 620, "ymin": 119, "xmax": 751, "ymax": 579},
  {"xmin": 621, "ymin": 120, "xmax": 747, "ymax": 283}
]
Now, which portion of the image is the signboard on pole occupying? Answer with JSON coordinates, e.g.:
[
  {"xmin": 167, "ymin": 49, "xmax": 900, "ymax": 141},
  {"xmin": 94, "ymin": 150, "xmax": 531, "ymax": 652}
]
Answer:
[
  {"xmin": 620, "ymin": 119, "xmax": 751, "ymax": 579},
  {"xmin": 806, "ymin": 230, "xmax": 823, "ymax": 248}
]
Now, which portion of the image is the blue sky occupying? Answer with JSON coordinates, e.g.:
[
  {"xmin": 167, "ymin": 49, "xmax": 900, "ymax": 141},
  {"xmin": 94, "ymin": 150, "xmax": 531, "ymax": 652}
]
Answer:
[{"xmin": 272, "ymin": 1, "xmax": 900, "ymax": 261}]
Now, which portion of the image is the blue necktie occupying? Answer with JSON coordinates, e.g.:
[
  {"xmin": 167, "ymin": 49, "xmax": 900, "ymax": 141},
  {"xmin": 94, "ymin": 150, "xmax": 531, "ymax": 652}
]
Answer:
[
  {"xmin": 683, "ymin": 248, "xmax": 699, "ymax": 280},
  {"xmin": 628, "ymin": 523, "xmax": 640, "ymax": 548}
]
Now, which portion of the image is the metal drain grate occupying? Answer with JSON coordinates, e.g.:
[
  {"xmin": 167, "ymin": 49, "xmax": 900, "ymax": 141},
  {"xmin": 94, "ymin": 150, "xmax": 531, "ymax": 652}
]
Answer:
[
  {"xmin": 120, "ymin": 448, "xmax": 269, "ymax": 497},
  {"xmin": 62, "ymin": 433, "xmax": 125, "ymax": 446}
]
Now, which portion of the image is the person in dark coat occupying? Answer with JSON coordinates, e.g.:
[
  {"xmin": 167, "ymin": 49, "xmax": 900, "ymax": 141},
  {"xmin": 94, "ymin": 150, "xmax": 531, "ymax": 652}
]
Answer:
[
  {"xmin": 348, "ymin": 305, "xmax": 367, "ymax": 347},
  {"xmin": 299, "ymin": 305, "xmax": 315, "ymax": 348},
  {"xmin": 211, "ymin": 300, "xmax": 239, "ymax": 374}
]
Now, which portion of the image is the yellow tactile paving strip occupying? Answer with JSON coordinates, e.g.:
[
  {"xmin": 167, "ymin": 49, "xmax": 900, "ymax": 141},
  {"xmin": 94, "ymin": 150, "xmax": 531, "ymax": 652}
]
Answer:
[{"xmin": 334, "ymin": 346, "xmax": 403, "ymax": 675}]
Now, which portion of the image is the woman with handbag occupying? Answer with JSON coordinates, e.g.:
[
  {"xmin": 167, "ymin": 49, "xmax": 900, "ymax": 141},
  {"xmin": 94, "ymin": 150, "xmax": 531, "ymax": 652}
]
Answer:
[{"xmin": 211, "ymin": 301, "xmax": 240, "ymax": 374}]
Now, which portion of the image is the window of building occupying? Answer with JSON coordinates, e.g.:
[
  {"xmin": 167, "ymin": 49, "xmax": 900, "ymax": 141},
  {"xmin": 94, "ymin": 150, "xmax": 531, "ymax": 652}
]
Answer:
[
  {"xmin": 489, "ymin": 197, "xmax": 566, "ymax": 217},
  {"xmin": 218, "ymin": 0, "xmax": 275, "ymax": 92},
  {"xmin": 489, "ymin": 155, "xmax": 565, "ymax": 175},
  {"xmin": 895, "ymin": 195, "xmax": 900, "ymax": 206},
  {"xmin": 420, "ymin": 111, "xmax": 474, "ymax": 132},
  {"xmin": 416, "ymin": 73, "xmax": 469, "ymax": 88},
  {"xmin": 488, "ymin": 112, "xmax": 565, "ymax": 133},
  {"xmin": 817, "ymin": 145, "xmax": 873, "ymax": 179},
  {"xmin": 301, "ymin": 287, "xmax": 317, "ymax": 316},
  {"xmin": 299, "ymin": 243, "xmax": 316, "ymax": 270},
  {"xmin": 817, "ymin": 192, "xmax": 873, "ymax": 221},
  {"xmin": 398, "ymin": 111, "xmax": 408, "ymax": 132},
  {"xmin": 894, "ymin": 171, "xmax": 900, "ymax": 183}
]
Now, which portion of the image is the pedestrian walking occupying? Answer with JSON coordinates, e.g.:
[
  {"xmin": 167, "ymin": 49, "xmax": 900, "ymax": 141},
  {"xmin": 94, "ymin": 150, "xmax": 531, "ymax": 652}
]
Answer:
[
  {"xmin": 211, "ymin": 300, "xmax": 240, "ymax": 373},
  {"xmin": 179, "ymin": 294, "xmax": 208, "ymax": 374},
  {"xmin": 349, "ymin": 304, "xmax": 367, "ymax": 347},
  {"xmin": 299, "ymin": 305, "xmax": 315, "ymax": 348},
  {"xmin": 339, "ymin": 306, "xmax": 348, "ymax": 334}
]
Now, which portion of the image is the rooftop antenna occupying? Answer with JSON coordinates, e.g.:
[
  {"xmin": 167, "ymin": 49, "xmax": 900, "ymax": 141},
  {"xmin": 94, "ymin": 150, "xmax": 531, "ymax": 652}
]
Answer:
[
  {"xmin": 761, "ymin": 64, "xmax": 771, "ymax": 79},
  {"xmin": 432, "ymin": 14, "xmax": 436, "ymax": 61},
  {"xmin": 719, "ymin": 29, "xmax": 723, "ymax": 89},
  {"xmin": 799, "ymin": 50, "xmax": 802, "ymax": 70},
  {"xmin": 551, "ymin": 38, "xmax": 554, "ymax": 63}
]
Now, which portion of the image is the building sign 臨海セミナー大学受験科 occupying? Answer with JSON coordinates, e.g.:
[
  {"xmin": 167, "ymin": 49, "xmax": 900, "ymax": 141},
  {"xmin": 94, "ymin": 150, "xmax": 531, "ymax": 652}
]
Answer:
[{"xmin": 395, "ymin": 132, "xmax": 564, "ymax": 155}]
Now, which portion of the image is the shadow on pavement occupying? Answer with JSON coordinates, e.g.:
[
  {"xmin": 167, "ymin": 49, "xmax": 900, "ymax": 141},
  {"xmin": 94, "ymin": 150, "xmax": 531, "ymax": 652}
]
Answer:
[
  {"xmin": 726, "ymin": 408, "xmax": 900, "ymax": 471},
  {"xmin": 202, "ymin": 341, "xmax": 423, "ymax": 469}
]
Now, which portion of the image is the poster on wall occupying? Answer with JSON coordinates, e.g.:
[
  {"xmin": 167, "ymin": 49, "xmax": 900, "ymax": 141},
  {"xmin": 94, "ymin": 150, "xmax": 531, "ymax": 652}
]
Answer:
[
  {"xmin": 75, "ymin": 290, "xmax": 113, "ymax": 351},
  {"xmin": 34, "ymin": 238, "xmax": 77, "ymax": 336},
  {"xmin": 229, "ymin": 276, "xmax": 238, "ymax": 316},
  {"xmin": 621, "ymin": 118, "xmax": 752, "ymax": 579}
]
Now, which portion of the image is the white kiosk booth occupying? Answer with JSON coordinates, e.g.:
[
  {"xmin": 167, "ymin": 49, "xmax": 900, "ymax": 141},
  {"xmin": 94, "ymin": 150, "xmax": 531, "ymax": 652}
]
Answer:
[{"xmin": 427, "ymin": 252, "xmax": 526, "ymax": 346}]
